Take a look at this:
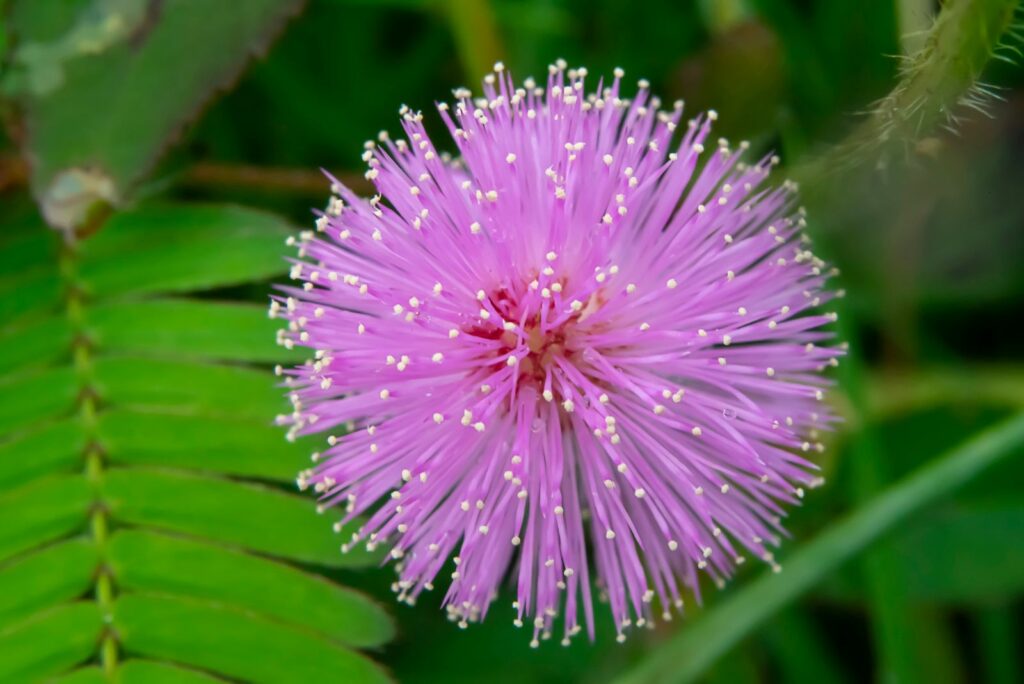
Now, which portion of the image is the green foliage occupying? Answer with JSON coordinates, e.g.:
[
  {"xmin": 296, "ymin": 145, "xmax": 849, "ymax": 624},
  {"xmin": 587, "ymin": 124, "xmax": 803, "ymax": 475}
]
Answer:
[
  {"xmin": 0, "ymin": 205, "xmax": 391, "ymax": 680},
  {"xmin": 3, "ymin": 0, "xmax": 306, "ymax": 231},
  {"xmin": 2, "ymin": 0, "xmax": 1024, "ymax": 682},
  {"xmin": 613, "ymin": 414, "xmax": 1024, "ymax": 684}
]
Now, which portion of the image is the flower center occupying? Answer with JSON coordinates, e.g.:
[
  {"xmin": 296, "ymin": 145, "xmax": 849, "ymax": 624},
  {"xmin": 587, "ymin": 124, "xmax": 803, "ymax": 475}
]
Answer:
[{"xmin": 462, "ymin": 281, "xmax": 605, "ymax": 398}]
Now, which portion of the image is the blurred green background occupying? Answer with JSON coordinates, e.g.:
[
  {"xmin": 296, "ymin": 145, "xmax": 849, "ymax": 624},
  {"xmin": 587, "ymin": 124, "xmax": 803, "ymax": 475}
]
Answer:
[{"xmin": 1, "ymin": 0, "xmax": 1023, "ymax": 682}]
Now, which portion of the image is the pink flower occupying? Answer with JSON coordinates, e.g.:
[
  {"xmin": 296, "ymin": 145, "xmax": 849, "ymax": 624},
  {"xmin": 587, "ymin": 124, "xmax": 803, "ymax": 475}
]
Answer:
[{"xmin": 274, "ymin": 61, "xmax": 841, "ymax": 646}]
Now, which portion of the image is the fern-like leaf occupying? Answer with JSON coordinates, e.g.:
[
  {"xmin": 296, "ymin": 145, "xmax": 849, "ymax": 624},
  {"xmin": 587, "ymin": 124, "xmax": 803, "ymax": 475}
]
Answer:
[{"xmin": 0, "ymin": 204, "xmax": 392, "ymax": 682}]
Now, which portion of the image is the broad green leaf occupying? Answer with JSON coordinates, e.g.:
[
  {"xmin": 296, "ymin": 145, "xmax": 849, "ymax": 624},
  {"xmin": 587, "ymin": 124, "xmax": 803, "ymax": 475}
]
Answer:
[
  {"xmin": 0, "ymin": 474, "xmax": 91, "ymax": 563},
  {"xmin": 115, "ymin": 594, "xmax": 391, "ymax": 683},
  {"xmin": 6, "ymin": 0, "xmax": 306, "ymax": 228},
  {"xmin": 827, "ymin": 504, "xmax": 1024, "ymax": 604},
  {"xmin": 0, "ymin": 313, "xmax": 70, "ymax": 376},
  {"xmin": 111, "ymin": 530, "xmax": 393, "ymax": 647},
  {"xmin": 0, "ymin": 419, "xmax": 83, "ymax": 490},
  {"xmin": 0, "ymin": 537, "xmax": 97, "ymax": 625},
  {"xmin": 0, "ymin": 365, "xmax": 78, "ymax": 436},
  {"xmin": 103, "ymin": 468, "xmax": 372, "ymax": 567},
  {"xmin": 89, "ymin": 298, "xmax": 302, "ymax": 363},
  {"xmin": 613, "ymin": 414, "xmax": 1024, "ymax": 684},
  {"xmin": 820, "ymin": 406, "xmax": 1024, "ymax": 606},
  {"xmin": 0, "ymin": 602, "xmax": 103, "ymax": 681},
  {"xmin": 79, "ymin": 204, "xmax": 294, "ymax": 297},
  {"xmin": 98, "ymin": 409, "xmax": 303, "ymax": 481},
  {"xmin": 94, "ymin": 356, "xmax": 290, "ymax": 421}
]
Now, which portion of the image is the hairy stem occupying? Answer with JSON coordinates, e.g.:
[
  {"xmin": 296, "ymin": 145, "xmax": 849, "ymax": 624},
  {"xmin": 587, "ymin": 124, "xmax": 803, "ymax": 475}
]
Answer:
[{"xmin": 802, "ymin": 0, "xmax": 1019, "ymax": 175}]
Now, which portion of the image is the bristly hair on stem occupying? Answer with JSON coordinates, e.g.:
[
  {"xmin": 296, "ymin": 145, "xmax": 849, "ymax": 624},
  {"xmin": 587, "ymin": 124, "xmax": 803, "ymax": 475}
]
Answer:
[{"xmin": 806, "ymin": 0, "xmax": 1021, "ymax": 175}]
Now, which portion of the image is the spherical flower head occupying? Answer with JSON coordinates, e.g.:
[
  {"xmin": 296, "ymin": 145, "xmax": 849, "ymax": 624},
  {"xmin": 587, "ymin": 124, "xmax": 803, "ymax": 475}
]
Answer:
[{"xmin": 274, "ymin": 61, "xmax": 842, "ymax": 646}]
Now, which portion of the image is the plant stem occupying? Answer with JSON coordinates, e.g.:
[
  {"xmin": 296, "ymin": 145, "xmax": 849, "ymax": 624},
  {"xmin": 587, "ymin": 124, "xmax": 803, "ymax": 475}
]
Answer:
[
  {"xmin": 60, "ymin": 243, "xmax": 118, "ymax": 678},
  {"xmin": 445, "ymin": 0, "xmax": 504, "ymax": 85}
]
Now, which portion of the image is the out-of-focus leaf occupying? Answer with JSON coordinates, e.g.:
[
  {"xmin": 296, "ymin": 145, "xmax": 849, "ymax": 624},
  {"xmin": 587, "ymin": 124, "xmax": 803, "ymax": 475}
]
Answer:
[
  {"xmin": 0, "ymin": 475, "xmax": 91, "ymax": 563},
  {"xmin": 55, "ymin": 661, "xmax": 227, "ymax": 684},
  {"xmin": 111, "ymin": 530, "xmax": 394, "ymax": 647},
  {"xmin": 0, "ymin": 267, "xmax": 61, "ymax": 326},
  {"xmin": 5, "ymin": 0, "xmax": 307, "ymax": 229},
  {"xmin": 0, "ymin": 365, "xmax": 77, "ymax": 435},
  {"xmin": 120, "ymin": 660, "xmax": 227, "ymax": 684},
  {"xmin": 51, "ymin": 666, "xmax": 108, "ymax": 684},
  {"xmin": 0, "ymin": 213, "xmax": 68, "ymax": 338},
  {"xmin": 825, "ymin": 504, "xmax": 1024, "ymax": 604},
  {"xmin": 79, "ymin": 204, "xmax": 293, "ymax": 297},
  {"xmin": 0, "ymin": 602, "xmax": 103, "ymax": 681},
  {"xmin": 0, "ymin": 420, "xmax": 83, "ymax": 490},
  {"xmin": 975, "ymin": 607, "xmax": 1022, "ymax": 684},
  {"xmin": 94, "ymin": 356, "xmax": 290, "ymax": 420},
  {"xmin": 89, "ymin": 299, "xmax": 302, "ymax": 363},
  {"xmin": 672, "ymin": 20, "xmax": 784, "ymax": 142},
  {"xmin": 103, "ymin": 468, "xmax": 371, "ymax": 567},
  {"xmin": 114, "ymin": 594, "xmax": 391, "ymax": 683},
  {"xmin": 0, "ymin": 315, "xmax": 71, "ymax": 376},
  {"xmin": 613, "ymin": 414, "xmax": 1024, "ymax": 684},
  {"xmin": 759, "ymin": 609, "xmax": 849, "ymax": 684},
  {"xmin": 98, "ymin": 409, "xmax": 303, "ymax": 481},
  {"xmin": 0, "ymin": 218, "xmax": 58, "ymax": 277},
  {"xmin": 866, "ymin": 367, "xmax": 1024, "ymax": 420},
  {"xmin": 0, "ymin": 538, "xmax": 97, "ymax": 625}
]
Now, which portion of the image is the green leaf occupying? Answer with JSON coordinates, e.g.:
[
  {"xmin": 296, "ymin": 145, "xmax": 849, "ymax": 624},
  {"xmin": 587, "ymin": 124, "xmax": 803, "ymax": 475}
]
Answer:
[
  {"xmin": 114, "ymin": 593, "xmax": 391, "ymax": 683},
  {"xmin": 0, "ymin": 365, "xmax": 77, "ymax": 435},
  {"xmin": 0, "ymin": 199, "xmax": 390, "ymax": 676},
  {"xmin": 98, "ymin": 409, "xmax": 303, "ymax": 481},
  {"xmin": 612, "ymin": 413, "xmax": 1024, "ymax": 684},
  {"xmin": 0, "ymin": 602, "xmax": 103, "ymax": 681},
  {"xmin": 89, "ymin": 298, "xmax": 302, "ymax": 363},
  {"xmin": 54, "ymin": 659, "xmax": 235, "ymax": 679},
  {"xmin": 0, "ymin": 220, "xmax": 61, "ymax": 322},
  {"xmin": 6, "ymin": 0, "xmax": 307, "ymax": 229},
  {"xmin": 0, "ymin": 265, "xmax": 61, "ymax": 326},
  {"xmin": 0, "ymin": 219, "xmax": 57, "ymax": 276},
  {"xmin": 103, "ymin": 468, "xmax": 373, "ymax": 567},
  {"xmin": 80, "ymin": 204, "xmax": 294, "ymax": 297},
  {"xmin": 975, "ymin": 606, "xmax": 1022, "ymax": 684},
  {"xmin": 0, "ymin": 419, "xmax": 83, "ymax": 490},
  {"xmin": 866, "ymin": 366, "xmax": 1024, "ymax": 419},
  {"xmin": 0, "ymin": 315, "xmax": 71, "ymax": 376},
  {"xmin": 55, "ymin": 660, "xmax": 231, "ymax": 684},
  {"xmin": 0, "ymin": 538, "xmax": 97, "ymax": 626},
  {"xmin": 94, "ymin": 356, "xmax": 291, "ymax": 421},
  {"xmin": 0, "ymin": 474, "xmax": 91, "ymax": 563},
  {"xmin": 110, "ymin": 530, "xmax": 393, "ymax": 647},
  {"xmin": 120, "ymin": 660, "xmax": 228, "ymax": 683},
  {"xmin": 893, "ymin": 503, "xmax": 1024, "ymax": 603},
  {"xmin": 820, "ymin": 406, "xmax": 1024, "ymax": 606},
  {"xmin": 51, "ymin": 665, "xmax": 108, "ymax": 684}
]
